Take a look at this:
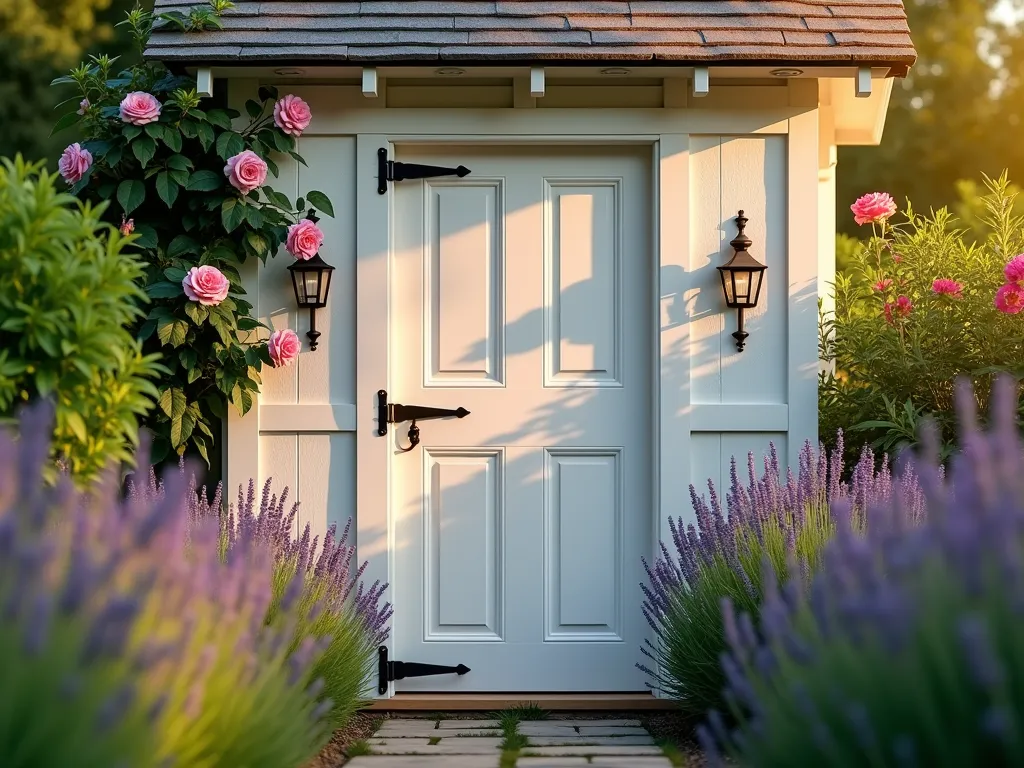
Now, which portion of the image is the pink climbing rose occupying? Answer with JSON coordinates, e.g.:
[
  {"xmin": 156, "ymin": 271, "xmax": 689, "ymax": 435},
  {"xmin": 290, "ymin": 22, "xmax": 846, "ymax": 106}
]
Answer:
[
  {"xmin": 224, "ymin": 150, "xmax": 268, "ymax": 194},
  {"xmin": 884, "ymin": 295, "xmax": 913, "ymax": 325},
  {"xmin": 873, "ymin": 278, "xmax": 893, "ymax": 292},
  {"xmin": 119, "ymin": 215, "xmax": 135, "ymax": 236},
  {"xmin": 57, "ymin": 143, "xmax": 92, "ymax": 185},
  {"xmin": 286, "ymin": 218, "xmax": 324, "ymax": 260},
  {"xmin": 119, "ymin": 91, "xmax": 162, "ymax": 125},
  {"xmin": 995, "ymin": 283, "xmax": 1024, "ymax": 315},
  {"xmin": 851, "ymin": 192, "xmax": 898, "ymax": 226},
  {"xmin": 182, "ymin": 265, "xmax": 230, "ymax": 306},
  {"xmin": 1004, "ymin": 254, "xmax": 1024, "ymax": 286},
  {"xmin": 269, "ymin": 329, "xmax": 301, "ymax": 367},
  {"xmin": 932, "ymin": 278, "xmax": 963, "ymax": 298},
  {"xmin": 273, "ymin": 94, "xmax": 312, "ymax": 137}
]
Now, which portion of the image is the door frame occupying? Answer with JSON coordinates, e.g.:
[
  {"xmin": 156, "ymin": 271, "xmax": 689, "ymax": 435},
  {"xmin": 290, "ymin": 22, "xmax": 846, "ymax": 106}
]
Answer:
[{"xmin": 357, "ymin": 133, "xmax": 672, "ymax": 698}]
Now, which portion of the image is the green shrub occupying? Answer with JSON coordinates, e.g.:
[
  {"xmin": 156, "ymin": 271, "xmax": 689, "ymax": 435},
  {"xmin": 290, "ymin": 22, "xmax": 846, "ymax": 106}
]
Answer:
[
  {"xmin": 821, "ymin": 173, "xmax": 1024, "ymax": 461},
  {"xmin": 0, "ymin": 155, "xmax": 161, "ymax": 482},
  {"xmin": 704, "ymin": 379, "xmax": 1024, "ymax": 768}
]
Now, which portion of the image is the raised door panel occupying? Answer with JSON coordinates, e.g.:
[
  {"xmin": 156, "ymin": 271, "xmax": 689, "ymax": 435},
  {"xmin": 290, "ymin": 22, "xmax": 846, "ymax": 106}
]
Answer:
[
  {"xmin": 544, "ymin": 181, "xmax": 622, "ymax": 387},
  {"xmin": 424, "ymin": 449, "xmax": 504, "ymax": 641},
  {"xmin": 425, "ymin": 181, "xmax": 505, "ymax": 387},
  {"xmin": 544, "ymin": 448, "xmax": 623, "ymax": 641}
]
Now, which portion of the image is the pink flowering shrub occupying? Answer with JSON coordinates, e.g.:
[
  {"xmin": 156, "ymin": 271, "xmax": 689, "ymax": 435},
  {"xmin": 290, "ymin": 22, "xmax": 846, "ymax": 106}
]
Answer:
[
  {"xmin": 821, "ymin": 173, "xmax": 1024, "ymax": 459},
  {"xmin": 49, "ymin": 8, "xmax": 336, "ymax": 466}
]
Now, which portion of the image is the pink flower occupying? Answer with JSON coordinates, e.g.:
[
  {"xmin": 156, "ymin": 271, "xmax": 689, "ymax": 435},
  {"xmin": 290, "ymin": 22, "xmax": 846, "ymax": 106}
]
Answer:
[
  {"xmin": 1004, "ymin": 254, "xmax": 1024, "ymax": 286},
  {"xmin": 119, "ymin": 91, "xmax": 161, "ymax": 126},
  {"xmin": 273, "ymin": 94, "xmax": 312, "ymax": 137},
  {"xmin": 995, "ymin": 283, "xmax": 1024, "ymax": 315},
  {"xmin": 269, "ymin": 329, "xmax": 301, "ymax": 367},
  {"xmin": 182, "ymin": 265, "xmax": 230, "ymax": 306},
  {"xmin": 883, "ymin": 295, "xmax": 913, "ymax": 325},
  {"xmin": 891, "ymin": 254, "xmax": 903, "ymax": 263},
  {"xmin": 851, "ymin": 192, "xmax": 898, "ymax": 226},
  {"xmin": 58, "ymin": 143, "xmax": 92, "ymax": 185},
  {"xmin": 223, "ymin": 150, "xmax": 268, "ymax": 194},
  {"xmin": 931, "ymin": 278, "xmax": 963, "ymax": 298},
  {"xmin": 120, "ymin": 215, "xmax": 134, "ymax": 236},
  {"xmin": 873, "ymin": 278, "xmax": 893, "ymax": 292},
  {"xmin": 77, "ymin": 98, "xmax": 90, "ymax": 115},
  {"xmin": 286, "ymin": 218, "xmax": 324, "ymax": 260}
]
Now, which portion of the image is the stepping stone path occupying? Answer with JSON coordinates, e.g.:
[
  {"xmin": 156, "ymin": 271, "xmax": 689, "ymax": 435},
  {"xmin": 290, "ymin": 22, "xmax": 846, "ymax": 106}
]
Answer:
[{"xmin": 346, "ymin": 718, "xmax": 672, "ymax": 767}]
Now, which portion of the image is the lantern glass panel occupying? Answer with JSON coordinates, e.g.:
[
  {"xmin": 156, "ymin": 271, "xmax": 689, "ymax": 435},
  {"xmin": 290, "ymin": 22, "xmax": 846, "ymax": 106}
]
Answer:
[{"xmin": 304, "ymin": 272, "xmax": 320, "ymax": 304}]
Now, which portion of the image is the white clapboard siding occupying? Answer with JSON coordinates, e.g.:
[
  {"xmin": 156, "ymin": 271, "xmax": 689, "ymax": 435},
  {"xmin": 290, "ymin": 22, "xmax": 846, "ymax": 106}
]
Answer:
[{"xmin": 247, "ymin": 133, "xmax": 359, "ymax": 545}]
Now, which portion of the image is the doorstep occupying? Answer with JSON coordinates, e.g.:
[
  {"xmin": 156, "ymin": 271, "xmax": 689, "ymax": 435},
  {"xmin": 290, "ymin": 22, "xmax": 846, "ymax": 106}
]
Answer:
[{"xmin": 367, "ymin": 693, "xmax": 674, "ymax": 711}]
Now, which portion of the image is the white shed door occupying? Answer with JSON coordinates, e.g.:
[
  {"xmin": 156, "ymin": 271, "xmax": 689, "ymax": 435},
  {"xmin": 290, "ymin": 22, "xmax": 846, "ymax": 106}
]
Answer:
[{"xmin": 390, "ymin": 146, "xmax": 652, "ymax": 691}]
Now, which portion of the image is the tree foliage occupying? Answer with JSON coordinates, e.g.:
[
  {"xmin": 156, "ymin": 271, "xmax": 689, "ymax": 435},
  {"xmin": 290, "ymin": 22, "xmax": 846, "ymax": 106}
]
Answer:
[{"xmin": 839, "ymin": 0, "xmax": 1024, "ymax": 233}]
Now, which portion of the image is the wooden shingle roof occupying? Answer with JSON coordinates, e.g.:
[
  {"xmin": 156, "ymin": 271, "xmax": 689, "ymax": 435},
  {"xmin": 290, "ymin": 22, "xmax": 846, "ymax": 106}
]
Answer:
[{"xmin": 146, "ymin": 1, "xmax": 915, "ymax": 70}]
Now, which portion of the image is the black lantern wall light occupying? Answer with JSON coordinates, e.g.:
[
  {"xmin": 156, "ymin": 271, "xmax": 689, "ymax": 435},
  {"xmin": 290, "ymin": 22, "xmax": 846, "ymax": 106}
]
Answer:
[
  {"xmin": 717, "ymin": 210, "xmax": 767, "ymax": 353},
  {"xmin": 287, "ymin": 210, "xmax": 335, "ymax": 351}
]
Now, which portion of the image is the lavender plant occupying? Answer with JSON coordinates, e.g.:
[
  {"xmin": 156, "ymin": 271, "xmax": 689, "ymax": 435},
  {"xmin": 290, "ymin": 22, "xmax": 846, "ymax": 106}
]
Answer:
[
  {"xmin": 639, "ymin": 434, "xmax": 925, "ymax": 717},
  {"xmin": 703, "ymin": 378, "xmax": 1024, "ymax": 768},
  {"xmin": 227, "ymin": 479, "xmax": 393, "ymax": 730},
  {"xmin": 0, "ymin": 403, "xmax": 332, "ymax": 767},
  {"xmin": 135, "ymin": 466, "xmax": 394, "ymax": 732}
]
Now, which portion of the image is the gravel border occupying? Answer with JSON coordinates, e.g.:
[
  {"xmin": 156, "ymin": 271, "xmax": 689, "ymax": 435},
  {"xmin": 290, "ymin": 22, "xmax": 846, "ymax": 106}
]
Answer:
[{"xmin": 306, "ymin": 712, "xmax": 383, "ymax": 768}]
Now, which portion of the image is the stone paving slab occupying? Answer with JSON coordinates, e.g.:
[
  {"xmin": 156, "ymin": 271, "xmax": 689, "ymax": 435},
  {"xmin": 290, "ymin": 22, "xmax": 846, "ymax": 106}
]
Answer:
[
  {"xmin": 590, "ymin": 759, "xmax": 675, "ymax": 767},
  {"xmin": 568, "ymin": 719, "xmax": 641, "ymax": 727},
  {"xmin": 436, "ymin": 719, "xmax": 501, "ymax": 729},
  {"xmin": 516, "ymin": 729, "xmax": 581, "ymax": 741},
  {"xmin": 370, "ymin": 743, "xmax": 504, "ymax": 755},
  {"xmin": 522, "ymin": 745, "xmax": 664, "ymax": 757},
  {"xmin": 347, "ymin": 758, "xmax": 498, "ymax": 768},
  {"xmin": 575, "ymin": 726, "xmax": 651, "ymax": 736},
  {"xmin": 516, "ymin": 760, "xmax": 589, "ymax": 767},
  {"xmin": 373, "ymin": 738, "xmax": 504, "ymax": 748},
  {"xmin": 526, "ymin": 735, "xmax": 656, "ymax": 746}
]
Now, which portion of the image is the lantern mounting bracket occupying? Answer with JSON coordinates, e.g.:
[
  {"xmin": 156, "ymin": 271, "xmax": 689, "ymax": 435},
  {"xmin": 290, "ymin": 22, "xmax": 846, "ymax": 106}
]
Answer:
[{"xmin": 377, "ymin": 148, "xmax": 471, "ymax": 194}]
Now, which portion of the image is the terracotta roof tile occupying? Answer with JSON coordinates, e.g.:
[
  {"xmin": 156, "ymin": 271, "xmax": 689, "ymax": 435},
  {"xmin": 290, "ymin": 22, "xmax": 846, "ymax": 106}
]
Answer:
[{"xmin": 146, "ymin": 0, "xmax": 915, "ymax": 69}]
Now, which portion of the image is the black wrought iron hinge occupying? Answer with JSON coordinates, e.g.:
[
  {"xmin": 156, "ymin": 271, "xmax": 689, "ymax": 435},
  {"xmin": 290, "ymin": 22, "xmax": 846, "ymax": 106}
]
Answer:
[
  {"xmin": 377, "ymin": 148, "xmax": 471, "ymax": 194},
  {"xmin": 378, "ymin": 646, "xmax": 470, "ymax": 694}
]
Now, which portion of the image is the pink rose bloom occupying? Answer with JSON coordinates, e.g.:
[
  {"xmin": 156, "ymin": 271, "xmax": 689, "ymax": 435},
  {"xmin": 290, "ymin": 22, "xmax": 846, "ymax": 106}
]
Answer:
[
  {"xmin": 119, "ymin": 91, "xmax": 161, "ymax": 126},
  {"xmin": 1004, "ymin": 254, "xmax": 1024, "ymax": 286},
  {"xmin": 851, "ymin": 192, "xmax": 898, "ymax": 226},
  {"xmin": 995, "ymin": 283, "xmax": 1024, "ymax": 315},
  {"xmin": 269, "ymin": 329, "xmax": 301, "ymax": 367},
  {"xmin": 224, "ymin": 150, "xmax": 268, "ymax": 194},
  {"xmin": 286, "ymin": 218, "xmax": 325, "ymax": 260},
  {"xmin": 931, "ymin": 278, "xmax": 963, "ymax": 298},
  {"xmin": 873, "ymin": 278, "xmax": 893, "ymax": 292},
  {"xmin": 273, "ymin": 94, "xmax": 312, "ymax": 136},
  {"xmin": 77, "ymin": 98, "xmax": 90, "ymax": 115},
  {"xmin": 182, "ymin": 265, "xmax": 230, "ymax": 306},
  {"xmin": 58, "ymin": 143, "xmax": 92, "ymax": 185},
  {"xmin": 120, "ymin": 215, "xmax": 134, "ymax": 236}
]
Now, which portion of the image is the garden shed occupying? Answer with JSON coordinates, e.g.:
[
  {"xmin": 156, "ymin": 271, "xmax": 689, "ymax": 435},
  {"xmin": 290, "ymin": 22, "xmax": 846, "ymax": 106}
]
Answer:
[{"xmin": 147, "ymin": 0, "xmax": 915, "ymax": 701}]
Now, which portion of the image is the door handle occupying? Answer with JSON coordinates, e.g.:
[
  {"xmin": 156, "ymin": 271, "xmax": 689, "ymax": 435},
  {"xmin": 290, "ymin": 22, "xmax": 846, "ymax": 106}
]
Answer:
[{"xmin": 377, "ymin": 390, "xmax": 470, "ymax": 452}]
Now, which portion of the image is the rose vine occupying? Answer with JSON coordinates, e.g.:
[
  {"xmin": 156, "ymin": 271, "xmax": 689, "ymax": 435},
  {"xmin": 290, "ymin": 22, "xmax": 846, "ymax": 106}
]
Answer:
[{"xmin": 51, "ymin": 7, "xmax": 329, "ymax": 464}]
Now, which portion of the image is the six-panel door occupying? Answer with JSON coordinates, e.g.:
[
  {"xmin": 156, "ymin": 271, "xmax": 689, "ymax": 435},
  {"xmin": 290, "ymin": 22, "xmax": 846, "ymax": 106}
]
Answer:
[{"xmin": 391, "ymin": 146, "xmax": 653, "ymax": 691}]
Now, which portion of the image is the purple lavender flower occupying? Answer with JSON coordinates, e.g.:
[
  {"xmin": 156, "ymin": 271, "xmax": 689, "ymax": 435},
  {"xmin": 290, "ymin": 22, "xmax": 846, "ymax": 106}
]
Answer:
[
  {"xmin": 640, "ymin": 430, "xmax": 924, "ymax": 716},
  {"xmin": 706, "ymin": 377, "xmax": 1024, "ymax": 767}
]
